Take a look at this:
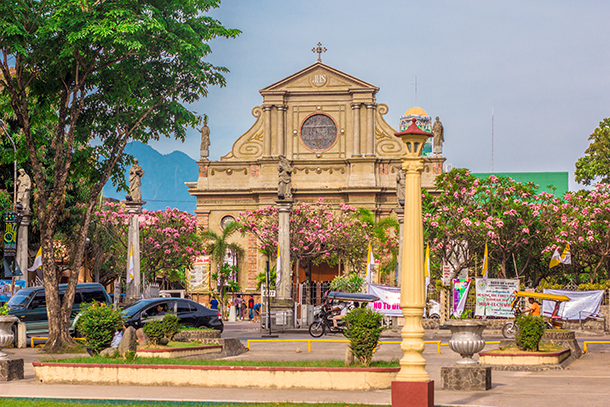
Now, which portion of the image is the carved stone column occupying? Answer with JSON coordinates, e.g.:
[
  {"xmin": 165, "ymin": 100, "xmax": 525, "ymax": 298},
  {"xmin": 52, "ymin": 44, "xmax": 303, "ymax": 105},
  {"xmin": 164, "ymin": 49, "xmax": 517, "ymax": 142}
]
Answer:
[
  {"xmin": 263, "ymin": 105, "xmax": 273, "ymax": 158},
  {"xmin": 276, "ymin": 199, "xmax": 293, "ymax": 300},
  {"xmin": 391, "ymin": 119, "xmax": 433, "ymax": 407},
  {"xmin": 351, "ymin": 103, "xmax": 361, "ymax": 157},
  {"xmin": 366, "ymin": 104, "xmax": 376, "ymax": 156},
  {"xmin": 125, "ymin": 200, "xmax": 145, "ymax": 300},
  {"xmin": 16, "ymin": 211, "xmax": 32, "ymax": 285},
  {"xmin": 272, "ymin": 199, "xmax": 294, "ymax": 330},
  {"xmin": 277, "ymin": 106, "xmax": 286, "ymax": 157}
]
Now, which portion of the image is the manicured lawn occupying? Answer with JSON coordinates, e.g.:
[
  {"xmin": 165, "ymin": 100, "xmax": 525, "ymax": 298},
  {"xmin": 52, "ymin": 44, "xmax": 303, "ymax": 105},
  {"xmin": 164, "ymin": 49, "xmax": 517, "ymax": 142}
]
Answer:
[
  {"xmin": 43, "ymin": 356, "xmax": 399, "ymax": 368},
  {"xmin": 1, "ymin": 400, "xmax": 388, "ymax": 407}
]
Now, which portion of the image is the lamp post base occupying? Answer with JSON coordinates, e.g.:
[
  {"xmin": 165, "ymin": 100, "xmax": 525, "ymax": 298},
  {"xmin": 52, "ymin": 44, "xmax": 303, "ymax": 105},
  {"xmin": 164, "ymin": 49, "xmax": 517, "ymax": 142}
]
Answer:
[{"xmin": 391, "ymin": 380, "xmax": 434, "ymax": 407}]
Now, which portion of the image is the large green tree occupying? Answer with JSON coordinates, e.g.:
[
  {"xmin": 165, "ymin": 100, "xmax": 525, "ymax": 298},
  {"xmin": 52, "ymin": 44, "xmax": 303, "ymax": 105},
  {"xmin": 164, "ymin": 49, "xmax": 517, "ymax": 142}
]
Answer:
[
  {"xmin": 0, "ymin": 0, "xmax": 238, "ymax": 351},
  {"xmin": 575, "ymin": 118, "xmax": 610, "ymax": 185}
]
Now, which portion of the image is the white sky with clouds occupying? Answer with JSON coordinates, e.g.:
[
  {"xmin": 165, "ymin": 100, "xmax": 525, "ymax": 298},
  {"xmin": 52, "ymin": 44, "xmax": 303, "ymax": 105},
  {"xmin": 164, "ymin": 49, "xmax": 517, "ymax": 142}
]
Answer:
[{"xmin": 148, "ymin": 0, "xmax": 610, "ymax": 191}]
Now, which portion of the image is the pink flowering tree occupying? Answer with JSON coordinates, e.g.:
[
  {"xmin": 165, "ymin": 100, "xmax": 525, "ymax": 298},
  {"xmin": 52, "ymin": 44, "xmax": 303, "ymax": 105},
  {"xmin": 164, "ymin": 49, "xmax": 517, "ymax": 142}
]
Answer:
[
  {"xmin": 237, "ymin": 200, "xmax": 372, "ymax": 285},
  {"xmin": 547, "ymin": 185, "xmax": 610, "ymax": 283},
  {"xmin": 424, "ymin": 169, "xmax": 558, "ymax": 282},
  {"xmin": 93, "ymin": 203, "xmax": 203, "ymax": 288}
]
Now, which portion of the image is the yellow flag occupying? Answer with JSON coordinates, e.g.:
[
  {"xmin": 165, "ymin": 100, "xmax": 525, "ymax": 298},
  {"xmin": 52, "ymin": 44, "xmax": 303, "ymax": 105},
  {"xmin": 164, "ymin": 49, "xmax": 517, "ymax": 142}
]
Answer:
[
  {"xmin": 366, "ymin": 241, "xmax": 374, "ymax": 284},
  {"xmin": 27, "ymin": 247, "xmax": 43, "ymax": 271},
  {"xmin": 481, "ymin": 243, "xmax": 489, "ymax": 278},
  {"xmin": 276, "ymin": 242, "xmax": 281, "ymax": 287},
  {"xmin": 424, "ymin": 243, "xmax": 430, "ymax": 297},
  {"xmin": 550, "ymin": 244, "xmax": 571, "ymax": 268},
  {"xmin": 127, "ymin": 244, "xmax": 134, "ymax": 283}
]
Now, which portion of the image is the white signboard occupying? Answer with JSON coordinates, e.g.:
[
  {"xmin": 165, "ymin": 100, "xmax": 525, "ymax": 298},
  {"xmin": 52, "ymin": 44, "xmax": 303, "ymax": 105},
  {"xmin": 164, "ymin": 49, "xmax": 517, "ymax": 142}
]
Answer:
[
  {"xmin": 442, "ymin": 264, "xmax": 452, "ymax": 285},
  {"xmin": 475, "ymin": 278, "xmax": 519, "ymax": 317},
  {"xmin": 368, "ymin": 284, "xmax": 402, "ymax": 317},
  {"xmin": 187, "ymin": 255, "xmax": 210, "ymax": 293}
]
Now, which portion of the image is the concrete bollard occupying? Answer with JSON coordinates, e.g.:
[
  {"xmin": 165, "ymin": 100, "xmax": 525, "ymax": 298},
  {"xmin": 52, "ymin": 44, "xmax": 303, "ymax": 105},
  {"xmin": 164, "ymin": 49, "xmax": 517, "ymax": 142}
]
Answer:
[{"xmin": 16, "ymin": 323, "xmax": 27, "ymax": 349}]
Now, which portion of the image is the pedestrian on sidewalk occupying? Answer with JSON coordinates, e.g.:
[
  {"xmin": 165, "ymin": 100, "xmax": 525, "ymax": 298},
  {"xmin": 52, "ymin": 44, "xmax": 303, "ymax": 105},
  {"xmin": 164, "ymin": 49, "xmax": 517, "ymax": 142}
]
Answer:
[
  {"xmin": 234, "ymin": 295, "xmax": 243, "ymax": 320},
  {"xmin": 248, "ymin": 294, "xmax": 255, "ymax": 321}
]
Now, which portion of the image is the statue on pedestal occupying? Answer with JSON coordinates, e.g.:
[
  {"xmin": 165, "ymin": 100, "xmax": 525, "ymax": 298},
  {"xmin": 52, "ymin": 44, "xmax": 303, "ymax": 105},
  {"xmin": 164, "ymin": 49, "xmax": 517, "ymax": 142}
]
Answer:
[
  {"xmin": 278, "ymin": 155, "xmax": 293, "ymax": 200},
  {"xmin": 128, "ymin": 159, "xmax": 144, "ymax": 201},
  {"xmin": 396, "ymin": 168, "xmax": 405, "ymax": 207},
  {"xmin": 16, "ymin": 168, "xmax": 31, "ymax": 212},
  {"xmin": 432, "ymin": 116, "xmax": 444, "ymax": 156},
  {"xmin": 198, "ymin": 117, "xmax": 210, "ymax": 160}
]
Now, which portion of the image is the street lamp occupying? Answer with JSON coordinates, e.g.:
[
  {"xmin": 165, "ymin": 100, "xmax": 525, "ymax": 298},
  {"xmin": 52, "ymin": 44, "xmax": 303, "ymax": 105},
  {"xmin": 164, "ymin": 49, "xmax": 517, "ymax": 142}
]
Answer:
[
  {"xmin": 391, "ymin": 118, "xmax": 434, "ymax": 407},
  {"xmin": 0, "ymin": 119, "xmax": 17, "ymax": 211}
]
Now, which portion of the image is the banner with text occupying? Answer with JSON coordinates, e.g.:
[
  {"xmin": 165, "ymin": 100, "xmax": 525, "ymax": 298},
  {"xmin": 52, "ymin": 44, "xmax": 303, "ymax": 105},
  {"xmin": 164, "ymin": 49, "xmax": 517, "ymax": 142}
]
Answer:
[
  {"xmin": 475, "ymin": 278, "xmax": 519, "ymax": 317},
  {"xmin": 368, "ymin": 284, "xmax": 402, "ymax": 317},
  {"xmin": 453, "ymin": 278, "xmax": 472, "ymax": 317},
  {"xmin": 187, "ymin": 255, "xmax": 210, "ymax": 293}
]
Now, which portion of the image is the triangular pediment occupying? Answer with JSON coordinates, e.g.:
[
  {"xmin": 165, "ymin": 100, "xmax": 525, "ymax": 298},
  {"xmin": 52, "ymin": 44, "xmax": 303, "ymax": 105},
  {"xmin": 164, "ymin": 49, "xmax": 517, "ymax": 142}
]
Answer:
[{"xmin": 260, "ymin": 62, "xmax": 379, "ymax": 94}]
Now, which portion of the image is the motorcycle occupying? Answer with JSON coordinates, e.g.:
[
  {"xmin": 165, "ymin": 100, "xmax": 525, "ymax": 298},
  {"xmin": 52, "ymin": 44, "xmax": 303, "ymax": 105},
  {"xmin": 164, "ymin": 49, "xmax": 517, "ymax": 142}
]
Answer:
[
  {"xmin": 308, "ymin": 291, "xmax": 380, "ymax": 338},
  {"xmin": 308, "ymin": 305, "xmax": 346, "ymax": 337}
]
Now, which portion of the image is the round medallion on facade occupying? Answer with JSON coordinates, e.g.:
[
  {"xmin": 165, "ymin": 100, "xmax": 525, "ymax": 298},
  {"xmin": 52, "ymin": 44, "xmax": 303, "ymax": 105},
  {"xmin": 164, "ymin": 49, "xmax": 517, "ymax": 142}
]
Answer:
[
  {"xmin": 220, "ymin": 215, "xmax": 236, "ymax": 230},
  {"xmin": 300, "ymin": 114, "xmax": 337, "ymax": 151}
]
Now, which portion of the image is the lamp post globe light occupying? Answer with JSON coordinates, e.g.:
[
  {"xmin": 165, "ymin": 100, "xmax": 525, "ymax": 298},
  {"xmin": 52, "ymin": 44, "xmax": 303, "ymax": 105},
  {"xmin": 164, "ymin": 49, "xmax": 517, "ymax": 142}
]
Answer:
[{"xmin": 391, "ymin": 118, "xmax": 434, "ymax": 407}]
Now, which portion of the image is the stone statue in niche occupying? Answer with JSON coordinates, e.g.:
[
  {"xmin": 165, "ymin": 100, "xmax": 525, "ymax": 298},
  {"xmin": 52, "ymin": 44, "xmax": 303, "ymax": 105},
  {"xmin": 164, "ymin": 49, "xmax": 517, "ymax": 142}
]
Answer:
[
  {"xmin": 198, "ymin": 117, "xmax": 210, "ymax": 159},
  {"xmin": 432, "ymin": 116, "xmax": 444, "ymax": 155},
  {"xmin": 128, "ymin": 159, "xmax": 145, "ymax": 201},
  {"xmin": 278, "ymin": 155, "xmax": 293, "ymax": 200},
  {"xmin": 396, "ymin": 168, "xmax": 405, "ymax": 207},
  {"xmin": 16, "ymin": 168, "xmax": 31, "ymax": 212}
]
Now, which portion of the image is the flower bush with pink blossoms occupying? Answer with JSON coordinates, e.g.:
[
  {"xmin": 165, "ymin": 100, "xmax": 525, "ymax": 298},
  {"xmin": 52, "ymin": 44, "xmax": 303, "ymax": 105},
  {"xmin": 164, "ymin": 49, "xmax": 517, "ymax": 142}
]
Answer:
[
  {"xmin": 237, "ymin": 199, "xmax": 374, "ymax": 281},
  {"xmin": 94, "ymin": 202, "xmax": 203, "ymax": 287},
  {"xmin": 424, "ymin": 169, "xmax": 610, "ymax": 286}
]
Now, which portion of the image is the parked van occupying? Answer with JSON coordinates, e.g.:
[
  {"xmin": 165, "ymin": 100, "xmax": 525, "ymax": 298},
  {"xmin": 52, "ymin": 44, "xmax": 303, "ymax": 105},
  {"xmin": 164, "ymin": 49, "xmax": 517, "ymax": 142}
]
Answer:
[{"xmin": 6, "ymin": 283, "xmax": 112, "ymax": 338}]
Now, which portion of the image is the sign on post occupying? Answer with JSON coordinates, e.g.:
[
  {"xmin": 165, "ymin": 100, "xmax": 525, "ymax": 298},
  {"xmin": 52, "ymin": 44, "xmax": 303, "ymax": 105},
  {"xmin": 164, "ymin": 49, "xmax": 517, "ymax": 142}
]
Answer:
[{"xmin": 442, "ymin": 264, "xmax": 452, "ymax": 285}]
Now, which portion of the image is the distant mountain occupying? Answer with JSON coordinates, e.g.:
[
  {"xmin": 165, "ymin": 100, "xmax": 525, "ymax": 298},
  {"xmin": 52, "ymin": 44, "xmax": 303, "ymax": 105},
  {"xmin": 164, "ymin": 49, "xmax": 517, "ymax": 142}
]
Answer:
[{"xmin": 103, "ymin": 142, "xmax": 198, "ymax": 212}]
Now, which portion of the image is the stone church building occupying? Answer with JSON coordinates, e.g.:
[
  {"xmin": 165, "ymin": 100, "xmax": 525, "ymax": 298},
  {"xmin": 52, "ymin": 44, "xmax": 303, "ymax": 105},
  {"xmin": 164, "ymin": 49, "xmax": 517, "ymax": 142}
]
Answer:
[{"xmin": 187, "ymin": 60, "xmax": 444, "ymax": 293}]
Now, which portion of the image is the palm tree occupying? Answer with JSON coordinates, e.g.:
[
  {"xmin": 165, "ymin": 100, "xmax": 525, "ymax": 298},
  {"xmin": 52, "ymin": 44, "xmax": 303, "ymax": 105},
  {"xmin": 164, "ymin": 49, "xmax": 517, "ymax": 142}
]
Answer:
[
  {"xmin": 200, "ymin": 221, "xmax": 244, "ymax": 318},
  {"xmin": 355, "ymin": 208, "xmax": 400, "ymax": 284}
]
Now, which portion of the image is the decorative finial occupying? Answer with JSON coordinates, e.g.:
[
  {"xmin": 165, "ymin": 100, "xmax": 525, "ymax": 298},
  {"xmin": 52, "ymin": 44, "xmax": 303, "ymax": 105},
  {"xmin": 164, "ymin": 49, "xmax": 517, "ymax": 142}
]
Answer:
[{"xmin": 312, "ymin": 42, "xmax": 327, "ymax": 62}]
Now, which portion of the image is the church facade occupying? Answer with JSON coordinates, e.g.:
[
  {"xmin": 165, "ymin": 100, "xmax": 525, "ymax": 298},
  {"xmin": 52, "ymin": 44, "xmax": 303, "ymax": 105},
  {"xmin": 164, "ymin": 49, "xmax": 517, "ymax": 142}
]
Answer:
[{"xmin": 187, "ymin": 61, "xmax": 445, "ymax": 291}]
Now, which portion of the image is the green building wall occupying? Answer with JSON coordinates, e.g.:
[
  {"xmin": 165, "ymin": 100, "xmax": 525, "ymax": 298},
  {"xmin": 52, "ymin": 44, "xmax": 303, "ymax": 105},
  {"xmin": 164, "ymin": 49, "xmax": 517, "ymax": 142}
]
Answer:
[{"xmin": 471, "ymin": 172, "xmax": 569, "ymax": 197}]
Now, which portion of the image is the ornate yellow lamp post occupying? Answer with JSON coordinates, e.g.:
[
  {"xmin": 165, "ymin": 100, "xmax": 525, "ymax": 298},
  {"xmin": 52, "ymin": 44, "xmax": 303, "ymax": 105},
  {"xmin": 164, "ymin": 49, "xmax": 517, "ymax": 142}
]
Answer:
[{"xmin": 391, "ymin": 118, "xmax": 434, "ymax": 407}]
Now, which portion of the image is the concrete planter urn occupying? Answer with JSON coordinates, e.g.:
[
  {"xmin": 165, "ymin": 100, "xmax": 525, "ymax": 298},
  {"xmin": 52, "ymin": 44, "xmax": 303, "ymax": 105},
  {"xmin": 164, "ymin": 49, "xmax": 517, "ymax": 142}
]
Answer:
[
  {"xmin": 0, "ymin": 315, "xmax": 18, "ymax": 360},
  {"xmin": 445, "ymin": 320, "xmax": 487, "ymax": 365}
]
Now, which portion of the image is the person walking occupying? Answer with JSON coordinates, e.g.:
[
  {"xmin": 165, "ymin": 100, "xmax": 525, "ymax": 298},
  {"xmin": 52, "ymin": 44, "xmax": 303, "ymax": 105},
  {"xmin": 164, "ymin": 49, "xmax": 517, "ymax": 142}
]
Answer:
[
  {"xmin": 248, "ymin": 294, "xmax": 255, "ymax": 321},
  {"xmin": 234, "ymin": 295, "xmax": 243, "ymax": 320}
]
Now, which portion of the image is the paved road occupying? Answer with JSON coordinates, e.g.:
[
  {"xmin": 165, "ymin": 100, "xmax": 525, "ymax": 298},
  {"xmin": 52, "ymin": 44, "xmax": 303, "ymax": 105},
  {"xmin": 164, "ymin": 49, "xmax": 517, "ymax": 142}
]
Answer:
[{"xmin": 3, "ymin": 324, "xmax": 610, "ymax": 407}]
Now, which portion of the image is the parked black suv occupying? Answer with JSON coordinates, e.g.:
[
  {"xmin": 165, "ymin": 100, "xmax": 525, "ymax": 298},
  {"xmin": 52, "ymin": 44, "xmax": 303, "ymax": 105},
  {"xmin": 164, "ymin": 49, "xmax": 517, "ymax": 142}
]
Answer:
[{"xmin": 6, "ymin": 283, "xmax": 112, "ymax": 338}]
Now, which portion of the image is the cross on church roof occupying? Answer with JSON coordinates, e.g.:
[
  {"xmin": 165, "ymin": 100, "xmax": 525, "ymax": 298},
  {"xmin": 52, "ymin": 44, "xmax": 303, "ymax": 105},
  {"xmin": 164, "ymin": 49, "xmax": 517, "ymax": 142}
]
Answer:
[
  {"xmin": 312, "ymin": 42, "xmax": 327, "ymax": 62},
  {"xmin": 411, "ymin": 75, "xmax": 422, "ymax": 106}
]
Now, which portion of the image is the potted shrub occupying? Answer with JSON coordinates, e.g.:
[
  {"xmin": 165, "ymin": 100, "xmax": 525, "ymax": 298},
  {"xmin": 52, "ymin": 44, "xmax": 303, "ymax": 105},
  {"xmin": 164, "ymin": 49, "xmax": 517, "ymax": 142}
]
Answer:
[{"xmin": 0, "ymin": 303, "xmax": 19, "ymax": 360}]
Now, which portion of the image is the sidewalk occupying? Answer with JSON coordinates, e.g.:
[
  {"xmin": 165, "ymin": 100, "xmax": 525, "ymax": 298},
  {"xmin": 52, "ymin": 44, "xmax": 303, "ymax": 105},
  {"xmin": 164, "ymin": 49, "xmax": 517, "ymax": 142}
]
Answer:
[{"xmin": 2, "ymin": 333, "xmax": 610, "ymax": 407}]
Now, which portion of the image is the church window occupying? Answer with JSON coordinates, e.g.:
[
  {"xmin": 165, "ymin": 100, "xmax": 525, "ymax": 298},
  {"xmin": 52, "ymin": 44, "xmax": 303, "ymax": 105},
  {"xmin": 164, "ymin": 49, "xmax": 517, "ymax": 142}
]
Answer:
[{"xmin": 300, "ymin": 114, "xmax": 337, "ymax": 151}]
